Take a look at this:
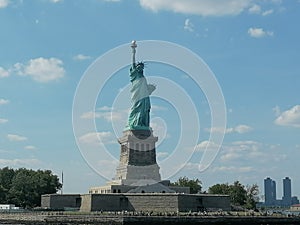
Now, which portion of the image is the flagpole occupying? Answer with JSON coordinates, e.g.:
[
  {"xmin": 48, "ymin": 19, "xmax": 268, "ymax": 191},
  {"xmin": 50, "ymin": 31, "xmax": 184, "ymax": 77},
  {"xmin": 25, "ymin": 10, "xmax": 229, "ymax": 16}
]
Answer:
[{"xmin": 61, "ymin": 170, "xmax": 64, "ymax": 195}]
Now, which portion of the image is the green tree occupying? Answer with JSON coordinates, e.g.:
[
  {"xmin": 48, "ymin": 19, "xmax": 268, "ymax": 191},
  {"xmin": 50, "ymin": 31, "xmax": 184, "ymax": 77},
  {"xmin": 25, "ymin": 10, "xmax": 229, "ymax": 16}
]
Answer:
[
  {"xmin": 245, "ymin": 184, "xmax": 259, "ymax": 210},
  {"xmin": 0, "ymin": 167, "xmax": 15, "ymax": 203},
  {"xmin": 208, "ymin": 183, "xmax": 230, "ymax": 195},
  {"xmin": 0, "ymin": 167, "xmax": 62, "ymax": 208},
  {"xmin": 33, "ymin": 169, "xmax": 62, "ymax": 205},
  {"xmin": 171, "ymin": 176, "xmax": 202, "ymax": 194},
  {"xmin": 230, "ymin": 181, "xmax": 247, "ymax": 206},
  {"xmin": 8, "ymin": 168, "xmax": 36, "ymax": 207},
  {"xmin": 208, "ymin": 181, "xmax": 259, "ymax": 209}
]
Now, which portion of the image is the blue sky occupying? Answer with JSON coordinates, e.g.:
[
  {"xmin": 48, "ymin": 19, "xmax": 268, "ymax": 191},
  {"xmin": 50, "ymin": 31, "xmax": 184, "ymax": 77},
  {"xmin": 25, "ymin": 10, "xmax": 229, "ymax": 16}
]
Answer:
[{"xmin": 1, "ymin": 0, "xmax": 300, "ymax": 200}]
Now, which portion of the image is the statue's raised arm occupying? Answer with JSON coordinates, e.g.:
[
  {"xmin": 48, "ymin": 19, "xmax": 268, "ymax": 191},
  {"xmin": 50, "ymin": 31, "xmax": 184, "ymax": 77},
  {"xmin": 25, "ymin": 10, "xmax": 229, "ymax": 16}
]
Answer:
[{"xmin": 131, "ymin": 40, "xmax": 137, "ymax": 67}]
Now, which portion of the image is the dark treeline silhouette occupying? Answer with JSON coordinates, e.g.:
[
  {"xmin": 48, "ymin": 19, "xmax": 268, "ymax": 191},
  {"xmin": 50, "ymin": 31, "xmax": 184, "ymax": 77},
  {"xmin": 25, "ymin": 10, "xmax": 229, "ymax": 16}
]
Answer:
[{"xmin": 0, "ymin": 167, "xmax": 61, "ymax": 208}]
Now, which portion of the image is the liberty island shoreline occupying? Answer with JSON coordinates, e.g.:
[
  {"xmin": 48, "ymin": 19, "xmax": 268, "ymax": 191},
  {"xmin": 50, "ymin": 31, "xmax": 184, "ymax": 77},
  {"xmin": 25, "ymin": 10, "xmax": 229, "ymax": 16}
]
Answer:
[{"xmin": 1, "ymin": 212, "xmax": 300, "ymax": 225}]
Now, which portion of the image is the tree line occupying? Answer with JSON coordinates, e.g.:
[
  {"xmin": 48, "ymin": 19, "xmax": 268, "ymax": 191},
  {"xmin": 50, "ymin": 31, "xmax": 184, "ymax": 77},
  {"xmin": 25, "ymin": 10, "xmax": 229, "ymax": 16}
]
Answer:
[
  {"xmin": 0, "ymin": 167, "xmax": 258, "ymax": 210},
  {"xmin": 171, "ymin": 176, "xmax": 259, "ymax": 210},
  {"xmin": 0, "ymin": 167, "xmax": 62, "ymax": 208}
]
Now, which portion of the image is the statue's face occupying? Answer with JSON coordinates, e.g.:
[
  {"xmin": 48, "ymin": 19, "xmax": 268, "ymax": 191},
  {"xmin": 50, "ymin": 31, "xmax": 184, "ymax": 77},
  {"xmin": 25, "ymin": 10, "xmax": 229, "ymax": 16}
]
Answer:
[{"xmin": 137, "ymin": 63, "xmax": 144, "ymax": 72}]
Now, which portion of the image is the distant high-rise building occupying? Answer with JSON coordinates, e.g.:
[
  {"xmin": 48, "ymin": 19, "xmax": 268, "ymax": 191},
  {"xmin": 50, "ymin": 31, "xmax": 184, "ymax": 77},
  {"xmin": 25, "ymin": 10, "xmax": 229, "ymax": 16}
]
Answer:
[
  {"xmin": 272, "ymin": 180, "xmax": 276, "ymax": 200},
  {"xmin": 292, "ymin": 196, "xmax": 300, "ymax": 205},
  {"xmin": 282, "ymin": 177, "xmax": 292, "ymax": 206},
  {"xmin": 264, "ymin": 177, "xmax": 276, "ymax": 206},
  {"xmin": 263, "ymin": 176, "xmax": 297, "ymax": 207}
]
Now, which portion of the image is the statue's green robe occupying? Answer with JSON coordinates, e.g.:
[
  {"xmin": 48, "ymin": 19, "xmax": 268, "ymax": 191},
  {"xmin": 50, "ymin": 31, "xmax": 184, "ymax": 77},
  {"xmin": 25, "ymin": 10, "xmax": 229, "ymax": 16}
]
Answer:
[{"xmin": 126, "ymin": 64, "xmax": 151, "ymax": 130}]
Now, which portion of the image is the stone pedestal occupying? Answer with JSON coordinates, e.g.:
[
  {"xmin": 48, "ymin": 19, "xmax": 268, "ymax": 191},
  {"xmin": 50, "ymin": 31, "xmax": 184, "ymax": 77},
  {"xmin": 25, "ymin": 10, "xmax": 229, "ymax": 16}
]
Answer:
[
  {"xmin": 88, "ymin": 129, "xmax": 187, "ymax": 194},
  {"xmin": 114, "ymin": 129, "xmax": 161, "ymax": 185}
]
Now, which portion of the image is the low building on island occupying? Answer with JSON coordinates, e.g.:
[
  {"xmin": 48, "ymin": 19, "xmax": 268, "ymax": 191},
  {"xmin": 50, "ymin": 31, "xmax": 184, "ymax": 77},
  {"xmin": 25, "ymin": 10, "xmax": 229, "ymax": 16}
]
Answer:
[
  {"xmin": 290, "ymin": 204, "xmax": 300, "ymax": 211},
  {"xmin": 0, "ymin": 204, "xmax": 20, "ymax": 211}
]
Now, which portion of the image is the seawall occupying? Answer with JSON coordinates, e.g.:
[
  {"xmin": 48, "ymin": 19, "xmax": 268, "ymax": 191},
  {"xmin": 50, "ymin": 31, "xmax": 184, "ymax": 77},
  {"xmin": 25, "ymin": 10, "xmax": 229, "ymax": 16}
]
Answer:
[{"xmin": 1, "ymin": 212, "xmax": 300, "ymax": 225}]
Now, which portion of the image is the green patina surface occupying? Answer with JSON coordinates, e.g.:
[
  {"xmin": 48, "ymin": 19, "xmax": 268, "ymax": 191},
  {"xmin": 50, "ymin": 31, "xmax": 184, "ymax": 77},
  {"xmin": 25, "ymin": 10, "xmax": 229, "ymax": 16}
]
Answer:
[{"xmin": 125, "ymin": 62, "xmax": 155, "ymax": 131}]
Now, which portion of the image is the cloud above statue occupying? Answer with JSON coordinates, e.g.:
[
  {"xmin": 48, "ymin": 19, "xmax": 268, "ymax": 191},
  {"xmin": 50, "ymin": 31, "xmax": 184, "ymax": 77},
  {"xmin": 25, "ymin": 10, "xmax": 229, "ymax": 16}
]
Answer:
[{"xmin": 139, "ymin": 0, "xmax": 251, "ymax": 16}]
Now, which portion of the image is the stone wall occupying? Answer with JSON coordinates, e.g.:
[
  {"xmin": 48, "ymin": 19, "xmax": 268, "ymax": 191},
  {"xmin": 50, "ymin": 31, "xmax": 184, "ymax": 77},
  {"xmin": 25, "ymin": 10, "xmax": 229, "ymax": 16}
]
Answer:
[
  {"xmin": 201, "ymin": 194, "xmax": 231, "ymax": 211},
  {"xmin": 2, "ymin": 212, "xmax": 300, "ymax": 225},
  {"xmin": 80, "ymin": 194, "xmax": 178, "ymax": 212},
  {"xmin": 126, "ymin": 194, "xmax": 178, "ymax": 212},
  {"xmin": 177, "ymin": 194, "xmax": 230, "ymax": 212},
  {"xmin": 42, "ymin": 193, "xmax": 230, "ymax": 213},
  {"xmin": 79, "ymin": 193, "xmax": 230, "ymax": 213},
  {"xmin": 81, "ymin": 194, "xmax": 133, "ymax": 212},
  {"xmin": 177, "ymin": 194, "xmax": 203, "ymax": 212},
  {"xmin": 41, "ymin": 194, "xmax": 81, "ymax": 210},
  {"xmin": 90, "ymin": 194, "xmax": 133, "ymax": 212},
  {"xmin": 80, "ymin": 194, "xmax": 92, "ymax": 212}
]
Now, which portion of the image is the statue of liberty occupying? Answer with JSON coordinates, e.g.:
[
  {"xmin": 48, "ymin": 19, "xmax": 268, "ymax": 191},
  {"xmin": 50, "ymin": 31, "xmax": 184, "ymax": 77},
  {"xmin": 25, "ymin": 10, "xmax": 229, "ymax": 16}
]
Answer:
[{"xmin": 126, "ymin": 40, "xmax": 155, "ymax": 130}]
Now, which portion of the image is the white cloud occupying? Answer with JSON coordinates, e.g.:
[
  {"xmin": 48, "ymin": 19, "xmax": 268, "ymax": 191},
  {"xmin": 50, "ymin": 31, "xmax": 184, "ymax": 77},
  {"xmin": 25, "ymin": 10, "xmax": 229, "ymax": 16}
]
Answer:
[
  {"xmin": 157, "ymin": 151, "xmax": 169, "ymax": 159},
  {"xmin": 151, "ymin": 105, "xmax": 167, "ymax": 111},
  {"xmin": 81, "ymin": 106, "xmax": 126, "ymax": 122},
  {"xmin": 0, "ymin": 158, "xmax": 42, "ymax": 168},
  {"xmin": 0, "ymin": 118, "xmax": 8, "ymax": 124},
  {"xmin": 219, "ymin": 140, "xmax": 286, "ymax": 163},
  {"xmin": 73, "ymin": 54, "xmax": 92, "ymax": 61},
  {"xmin": 81, "ymin": 110, "xmax": 124, "ymax": 122},
  {"xmin": 139, "ymin": 0, "xmax": 251, "ymax": 16},
  {"xmin": 184, "ymin": 18, "xmax": 194, "ymax": 32},
  {"xmin": 248, "ymin": 4, "xmax": 261, "ymax": 14},
  {"xmin": 231, "ymin": 140, "xmax": 258, "ymax": 146},
  {"xmin": 0, "ymin": 67, "xmax": 10, "ymax": 77},
  {"xmin": 194, "ymin": 140, "xmax": 221, "ymax": 152},
  {"xmin": 0, "ymin": 98, "xmax": 9, "ymax": 105},
  {"xmin": 230, "ymin": 140, "xmax": 260, "ymax": 152},
  {"xmin": 206, "ymin": 124, "xmax": 252, "ymax": 134},
  {"xmin": 14, "ymin": 57, "xmax": 65, "ymax": 82},
  {"xmin": 248, "ymin": 27, "xmax": 274, "ymax": 38},
  {"xmin": 220, "ymin": 141, "xmax": 261, "ymax": 162},
  {"xmin": 96, "ymin": 159, "xmax": 119, "ymax": 178},
  {"xmin": 80, "ymin": 111, "xmax": 101, "ymax": 119},
  {"xmin": 150, "ymin": 118, "xmax": 170, "ymax": 142},
  {"xmin": 234, "ymin": 125, "xmax": 253, "ymax": 133},
  {"xmin": 262, "ymin": 9, "xmax": 274, "ymax": 16},
  {"xmin": 79, "ymin": 131, "xmax": 115, "ymax": 145},
  {"xmin": 275, "ymin": 105, "xmax": 300, "ymax": 128},
  {"xmin": 24, "ymin": 145, "xmax": 37, "ymax": 150},
  {"xmin": 182, "ymin": 162, "xmax": 199, "ymax": 170},
  {"xmin": 98, "ymin": 106, "xmax": 112, "ymax": 111},
  {"xmin": 220, "ymin": 152, "xmax": 240, "ymax": 161},
  {"xmin": 271, "ymin": 0, "xmax": 282, "ymax": 4},
  {"xmin": 212, "ymin": 166, "xmax": 254, "ymax": 173},
  {"xmin": 7, "ymin": 134, "xmax": 28, "ymax": 142},
  {"xmin": 205, "ymin": 127, "xmax": 226, "ymax": 134},
  {"xmin": 248, "ymin": 4, "xmax": 273, "ymax": 16},
  {"xmin": 49, "ymin": 0, "xmax": 63, "ymax": 3},
  {"xmin": 0, "ymin": 0, "xmax": 9, "ymax": 8}
]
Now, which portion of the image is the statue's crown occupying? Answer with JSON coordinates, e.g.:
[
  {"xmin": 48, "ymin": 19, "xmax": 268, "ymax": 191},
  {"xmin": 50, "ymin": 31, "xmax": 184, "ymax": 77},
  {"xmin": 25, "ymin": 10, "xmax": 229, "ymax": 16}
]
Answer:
[{"xmin": 137, "ymin": 62, "xmax": 144, "ymax": 67}]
